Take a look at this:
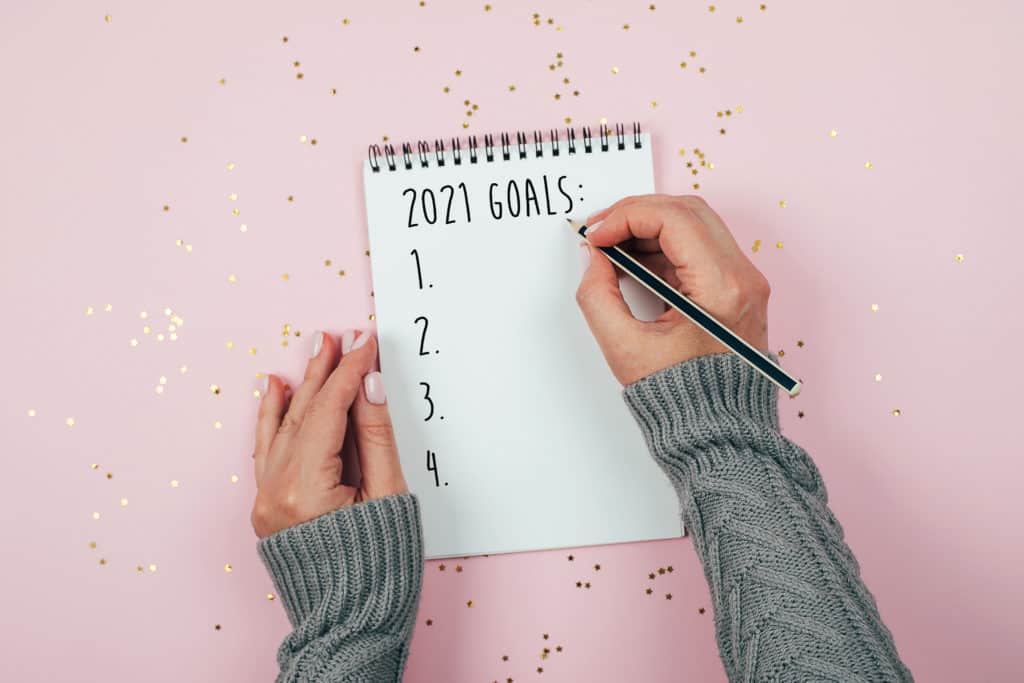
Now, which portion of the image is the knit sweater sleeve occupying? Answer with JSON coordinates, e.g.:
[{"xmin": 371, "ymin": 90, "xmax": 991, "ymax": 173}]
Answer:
[
  {"xmin": 257, "ymin": 493, "xmax": 424, "ymax": 683},
  {"xmin": 623, "ymin": 352, "xmax": 913, "ymax": 682}
]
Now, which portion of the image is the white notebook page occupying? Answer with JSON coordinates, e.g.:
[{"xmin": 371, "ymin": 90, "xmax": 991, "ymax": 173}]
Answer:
[{"xmin": 363, "ymin": 131, "xmax": 681, "ymax": 559}]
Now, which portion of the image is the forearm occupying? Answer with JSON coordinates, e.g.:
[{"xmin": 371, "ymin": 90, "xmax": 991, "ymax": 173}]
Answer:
[
  {"xmin": 624, "ymin": 353, "xmax": 912, "ymax": 682},
  {"xmin": 258, "ymin": 493, "xmax": 424, "ymax": 683}
]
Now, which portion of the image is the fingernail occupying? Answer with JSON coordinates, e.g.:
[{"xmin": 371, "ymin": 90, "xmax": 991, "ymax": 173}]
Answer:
[
  {"xmin": 310, "ymin": 330, "xmax": 324, "ymax": 358},
  {"xmin": 585, "ymin": 220, "xmax": 603, "ymax": 235},
  {"xmin": 364, "ymin": 371, "xmax": 386, "ymax": 404},
  {"xmin": 341, "ymin": 329, "xmax": 356, "ymax": 353},
  {"xmin": 351, "ymin": 330, "xmax": 372, "ymax": 350},
  {"xmin": 261, "ymin": 375, "xmax": 269, "ymax": 394},
  {"xmin": 578, "ymin": 242, "xmax": 591, "ymax": 269}
]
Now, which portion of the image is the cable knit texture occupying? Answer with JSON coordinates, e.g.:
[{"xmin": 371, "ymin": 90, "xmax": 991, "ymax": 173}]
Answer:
[
  {"xmin": 257, "ymin": 493, "xmax": 423, "ymax": 683},
  {"xmin": 623, "ymin": 352, "xmax": 913, "ymax": 682}
]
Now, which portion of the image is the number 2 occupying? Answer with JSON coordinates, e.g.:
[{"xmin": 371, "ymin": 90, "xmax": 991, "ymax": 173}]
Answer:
[{"xmin": 414, "ymin": 316, "xmax": 431, "ymax": 355}]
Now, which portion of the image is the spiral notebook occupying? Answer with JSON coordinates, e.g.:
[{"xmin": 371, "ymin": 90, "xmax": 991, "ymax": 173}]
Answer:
[{"xmin": 362, "ymin": 124, "xmax": 681, "ymax": 559}]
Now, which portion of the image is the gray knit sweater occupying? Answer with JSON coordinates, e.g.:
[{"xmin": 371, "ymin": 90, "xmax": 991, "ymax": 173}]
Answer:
[{"xmin": 258, "ymin": 352, "xmax": 912, "ymax": 682}]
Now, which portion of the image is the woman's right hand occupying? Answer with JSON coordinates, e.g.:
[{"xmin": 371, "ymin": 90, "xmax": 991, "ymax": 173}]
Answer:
[{"xmin": 575, "ymin": 194, "xmax": 772, "ymax": 386}]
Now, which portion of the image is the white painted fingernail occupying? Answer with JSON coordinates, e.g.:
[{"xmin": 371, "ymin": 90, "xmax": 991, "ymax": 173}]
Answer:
[
  {"xmin": 351, "ymin": 330, "xmax": 372, "ymax": 350},
  {"xmin": 364, "ymin": 371, "xmax": 386, "ymax": 404},
  {"xmin": 579, "ymin": 242, "xmax": 591, "ymax": 270},
  {"xmin": 341, "ymin": 329, "xmax": 356, "ymax": 353},
  {"xmin": 261, "ymin": 375, "xmax": 269, "ymax": 394},
  {"xmin": 585, "ymin": 220, "xmax": 603, "ymax": 235},
  {"xmin": 310, "ymin": 330, "xmax": 324, "ymax": 358}
]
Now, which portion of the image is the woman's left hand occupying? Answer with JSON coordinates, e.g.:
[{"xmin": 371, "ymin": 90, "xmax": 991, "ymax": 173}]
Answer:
[{"xmin": 250, "ymin": 329, "xmax": 409, "ymax": 538}]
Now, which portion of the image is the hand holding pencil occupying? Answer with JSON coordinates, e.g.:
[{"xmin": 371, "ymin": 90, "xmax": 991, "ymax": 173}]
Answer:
[{"xmin": 573, "ymin": 194, "xmax": 797, "ymax": 394}]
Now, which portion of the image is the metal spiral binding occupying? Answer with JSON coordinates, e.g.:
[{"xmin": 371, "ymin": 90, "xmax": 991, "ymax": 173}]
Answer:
[{"xmin": 367, "ymin": 123, "xmax": 643, "ymax": 172}]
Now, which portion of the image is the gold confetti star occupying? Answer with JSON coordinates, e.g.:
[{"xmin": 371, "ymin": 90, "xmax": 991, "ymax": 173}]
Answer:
[
  {"xmin": 104, "ymin": 14, "xmax": 111, "ymax": 23},
  {"xmin": 871, "ymin": 303, "xmax": 879, "ymax": 312},
  {"xmin": 267, "ymin": 593, "xmax": 276, "ymax": 600},
  {"xmin": 760, "ymin": 3, "xmax": 767, "ymax": 9},
  {"xmin": 623, "ymin": 23, "xmax": 630, "ymax": 29},
  {"xmin": 230, "ymin": 474, "xmax": 239, "ymax": 484},
  {"xmin": 224, "ymin": 564, "xmax": 233, "ymax": 572},
  {"xmin": 798, "ymin": 411, "xmax": 805, "ymax": 418},
  {"xmin": 874, "ymin": 374, "xmax": 883, "ymax": 382},
  {"xmin": 329, "ymin": 88, "xmax": 337, "ymax": 95},
  {"xmin": 830, "ymin": 129, "xmax": 839, "ymax": 137},
  {"xmin": 865, "ymin": 161, "xmax": 873, "ymax": 169},
  {"xmin": 92, "ymin": 512, "xmax": 100, "ymax": 520},
  {"xmin": 955, "ymin": 253, "xmax": 964, "ymax": 263},
  {"xmin": 120, "ymin": 498, "xmax": 128, "ymax": 507},
  {"xmin": 99, "ymin": 558, "xmax": 107, "ymax": 566},
  {"xmin": 508, "ymin": 84, "xmax": 516, "ymax": 92},
  {"xmin": 736, "ymin": 15, "xmax": 743, "ymax": 23},
  {"xmin": 66, "ymin": 417, "xmax": 75, "ymax": 427},
  {"xmin": 228, "ymin": 274, "xmax": 237, "ymax": 283},
  {"xmin": 797, "ymin": 340, "xmax": 805, "ymax": 347},
  {"xmin": 466, "ymin": 600, "xmax": 473, "ymax": 607},
  {"xmin": 27, "ymin": 408, "xmax": 36, "ymax": 417},
  {"xmin": 210, "ymin": 384, "xmax": 221, "ymax": 394},
  {"xmin": 149, "ymin": 563, "xmax": 158, "ymax": 573},
  {"xmin": 342, "ymin": 18, "xmax": 349, "ymax": 25},
  {"xmin": 214, "ymin": 421, "xmax": 223, "ymax": 430},
  {"xmin": 708, "ymin": 5, "xmax": 715, "ymax": 11},
  {"xmin": 611, "ymin": 66, "xmax": 619, "ymax": 74},
  {"xmin": 892, "ymin": 408, "xmax": 902, "ymax": 417},
  {"xmin": 89, "ymin": 541, "xmax": 97, "ymax": 549},
  {"xmin": 779, "ymin": 200, "xmax": 787, "ymax": 208},
  {"xmin": 214, "ymin": 624, "xmax": 222, "ymax": 631},
  {"xmin": 484, "ymin": 4, "xmax": 491, "ymax": 10},
  {"xmin": 170, "ymin": 479, "xmax": 180, "ymax": 488},
  {"xmin": 287, "ymin": 195, "xmax": 294, "ymax": 202},
  {"xmin": 776, "ymin": 241, "xmax": 784, "ymax": 249},
  {"xmin": 180, "ymin": 136, "xmax": 188, "ymax": 143}
]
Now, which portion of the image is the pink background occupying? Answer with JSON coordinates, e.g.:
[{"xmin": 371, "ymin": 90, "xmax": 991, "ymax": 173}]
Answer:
[{"xmin": 2, "ymin": 1, "xmax": 1022, "ymax": 680}]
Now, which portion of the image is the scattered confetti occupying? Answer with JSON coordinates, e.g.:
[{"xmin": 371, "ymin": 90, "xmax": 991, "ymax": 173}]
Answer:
[
  {"xmin": 149, "ymin": 564, "xmax": 158, "ymax": 573},
  {"xmin": 230, "ymin": 474, "xmax": 239, "ymax": 484},
  {"xmin": 267, "ymin": 593, "xmax": 276, "ymax": 600},
  {"xmin": 779, "ymin": 200, "xmax": 787, "ymax": 208},
  {"xmin": 92, "ymin": 512, "xmax": 100, "ymax": 520},
  {"xmin": 874, "ymin": 374, "xmax": 883, "ymax": 382},
  {"xmin": 892, "ymin": 408, "xmax": 902, "ymax": 417},
  {"xmin": 170, "ymin": 480, "xmax": 180, "ymax": 488},
  {"xmin": 871, "ymin": 303, "xmax": 879, "ymax": 312},
  {"xmin": 865, "ymin": 161, "xmax": 873, "ymax": 169},
  {"xmin": 224, "ymin": 564, "xmax": 233, "ymax": 573},
  {"xmin": 120, "ymin": 498, "xmax": 128, "ymax": 507},
  {"xmin": 752, "ymin": 240, "xmax": 761, "ymax": 252},
  {"xmin": 27, "ymin": 408, "xmax": 36, "ymax": 417},
  {"xmin": 955, "ymin": 253, "xmax": 964, "ymax": 263},
  {"xmin": 830, "ymin": 129, "xmax": 839, "ymax": 137},
  {"xmin": 66, "ymin": 417, "xmax": 75, "ymax": 427},
  {"xmin": 611, "ymin": 66, "xmax": 619, "ymax": 74}
]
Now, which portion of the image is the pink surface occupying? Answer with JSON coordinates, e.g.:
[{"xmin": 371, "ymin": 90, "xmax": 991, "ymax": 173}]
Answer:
[{"xmin": 2, "ymin": 1, "xmax": 1022, "ymax": 680}]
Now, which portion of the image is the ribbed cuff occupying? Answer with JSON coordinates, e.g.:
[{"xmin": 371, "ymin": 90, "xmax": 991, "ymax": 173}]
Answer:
[
  {"xmin": 257, "ymin": 493, "xmax": 423, "ymax": 634},
  {"xmin": 622, "ymin": 352, "xmax": 785, "ymax": 478}
]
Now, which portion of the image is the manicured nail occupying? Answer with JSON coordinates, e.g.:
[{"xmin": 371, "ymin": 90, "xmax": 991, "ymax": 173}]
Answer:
[
  {"xmin": 579, "ymin": 242, "xmax": 591, "ymax": 269},
  {"xmin": 310, "ymin": 330, "xmax": 324, "ymax": 358},
  {"xmin": 585, "ymin": 220, "xmax": 603, "ymax": 235},
  {"xmin": 351, "ymin": 330, "xmax": 372, "ymax": 350},
  {"xmin": 341, "ymin": 329, "xmax": 356, "ymax": 353},
  {"xmin": 364, "ymin": 371, "xmax": 386, "ymax": 404},
  {"xmin": 261, "ymin": 376, "xmax": 269, "ymax": 394}
]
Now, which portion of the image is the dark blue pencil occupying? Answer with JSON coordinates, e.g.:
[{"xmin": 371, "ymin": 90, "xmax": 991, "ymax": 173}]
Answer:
[{"xmin": 569, "ymin": 219, "xmax": 802, "ymax": 397}]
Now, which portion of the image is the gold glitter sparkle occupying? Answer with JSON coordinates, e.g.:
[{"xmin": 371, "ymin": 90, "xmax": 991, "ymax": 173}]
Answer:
[
  {"xmin": 871, "ymin": 303, "xmax": 880, "ymax": 312},
  {"xmin": 892, "ymin": 408, "xmax": 902, "ymax": 417},
  {"xmin": 27, "ymin": 408, "xmax": 36, "ymax": 417},
  {"xmin": 874, "ymin": 374, "xmax": 883, "ymax": 382},
  {"xmin": 66, "ymin": 417, "xmax": 75, "ymax": 427},
  {"xmin": 865, "ymin": 161, "xmax": 873, "ymax": 169},
  {"xmin": 170, "ymin": 479, "xmax": 180, "ymax": 488},
  {"xmin": 955, "ymin": 253, "xmax": 964, "ymax": 263},
  {"xmin": 224, "ymin": 564, "xmax": 233, "ymax": 572},
  {"xmin": 230, "ymin": 474, "xmax": 239, "ymax": 484}
]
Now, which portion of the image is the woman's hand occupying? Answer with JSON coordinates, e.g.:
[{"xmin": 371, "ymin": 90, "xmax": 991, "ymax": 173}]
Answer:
[
  {"xmin": 251, "ymin": 329, "xmax": 408, "ymax": 538},
  {"xmin": 576, "ymin": 194, "xmax": 771, "ymax": 386}
]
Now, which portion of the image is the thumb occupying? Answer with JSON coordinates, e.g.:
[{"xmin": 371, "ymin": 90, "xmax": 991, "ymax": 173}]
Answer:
[
  {"xmin": 346, "ymin": 335, "xmax": 409, "ymax": 500},
  {"xmin": 574, "ymin": 242, "xmax": 637, "ymax": 357}
]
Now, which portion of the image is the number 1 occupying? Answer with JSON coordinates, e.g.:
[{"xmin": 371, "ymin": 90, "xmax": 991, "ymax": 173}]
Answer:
[{"xmin": 410, "ymin": 249, "xmax": 424, "ymax": 289}]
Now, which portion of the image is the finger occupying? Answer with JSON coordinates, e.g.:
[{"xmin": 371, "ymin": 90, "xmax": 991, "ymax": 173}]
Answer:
[
  {"xmin": 277, "ymin": 330, "xmax": 339, "ymax": 440},
  {"xmin": 585, "ymin": 199, "xmax": 714, "ymax": 276},
  {"xmin": 575, "ymin": 244, "xmax": 642, "ymax": 360},
  {"xmin": 585, "ymin": 193, "xmax": 677, "ymax": 225},
  {"xmin": 350, "ymin": 345, "xmax": 408, "ymax": 500},
  {"xmin": 296, "ymin": 329, "xmax": 377, "ymax": 460},
  {"xmin": 254, "ymin": 374, "xmax": 288, "ymax": 486}
]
